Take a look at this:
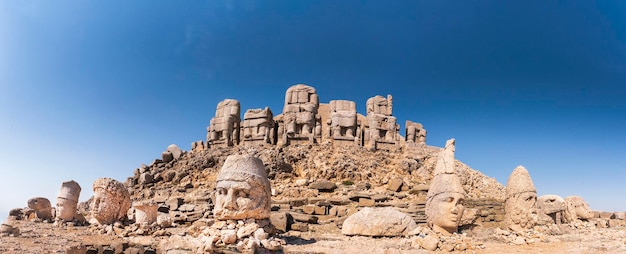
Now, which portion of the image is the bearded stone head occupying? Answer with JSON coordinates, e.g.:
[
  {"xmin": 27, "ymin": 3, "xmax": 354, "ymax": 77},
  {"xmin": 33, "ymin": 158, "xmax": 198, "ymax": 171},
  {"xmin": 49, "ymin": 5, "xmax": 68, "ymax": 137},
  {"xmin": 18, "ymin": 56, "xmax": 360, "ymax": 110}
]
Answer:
[
  {"xmin": 92, "ymin": 178, "xmax": 131, "ymax": 225},
  {"xmin": 213, "ymin": 155, "xmax": 271, "ymax": 220},
  {"xmin": 504, "ymin": 166, "xmax": 537, "ymax": 231}
]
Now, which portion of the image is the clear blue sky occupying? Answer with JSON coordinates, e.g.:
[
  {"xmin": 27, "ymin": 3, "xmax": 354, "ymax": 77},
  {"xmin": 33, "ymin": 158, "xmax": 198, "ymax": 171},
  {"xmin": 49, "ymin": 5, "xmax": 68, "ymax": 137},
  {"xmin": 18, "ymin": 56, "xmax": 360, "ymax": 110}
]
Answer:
[{"xmin": 1, "ymin": 1, "xmax": 625, "ymax": 219}]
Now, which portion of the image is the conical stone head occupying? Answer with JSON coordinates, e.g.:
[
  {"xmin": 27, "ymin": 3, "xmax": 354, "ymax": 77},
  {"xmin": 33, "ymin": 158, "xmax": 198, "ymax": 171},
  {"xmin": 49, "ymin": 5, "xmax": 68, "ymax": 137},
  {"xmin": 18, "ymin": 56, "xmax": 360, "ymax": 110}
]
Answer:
[
  {"xmin": 506, "ymin": 165, "xmax": 536, "ymax": 198},
  {"xmin": 425, "ymin": 138, "xmax": 465, "ymax": 235},
  {"xmin": 504, "ymin": 165, "xmax": 538, "ymax": 231}
]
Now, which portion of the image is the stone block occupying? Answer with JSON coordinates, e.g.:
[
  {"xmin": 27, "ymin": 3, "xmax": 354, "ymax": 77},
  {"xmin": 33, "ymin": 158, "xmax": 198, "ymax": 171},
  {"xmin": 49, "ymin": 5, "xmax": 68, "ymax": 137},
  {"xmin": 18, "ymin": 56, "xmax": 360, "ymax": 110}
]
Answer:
[
  {"xmin": 359, "ymin": 198, "xmax": 375, "ymax": 207},
  {"xmin": 387, "ymin": 178, "xmax": 403, "ymax": 192},
  {"xmin": 328, "ymin": 206, "xmax": 338, "ymax": 216},
  {"xmin": 615, "ymin": 212, "xmax": 626, "ymax": 220},
  {"xmin": 314, "ymin": 206, "xmax": 327, "ymax": 215},
  {"xmin": 302, "ymin": 205, "xmax": 316, "ymax": 215},
  {"xmin": 270, "ymin": 212, "xmax": 292, "ymax": 232},
  {"xmin": 291, "ymin": 222, "xmax": 309, "ymax": 232},
  {"xmin": 309, "ymin": 180, "xmax": 337, "ymax": 192}
]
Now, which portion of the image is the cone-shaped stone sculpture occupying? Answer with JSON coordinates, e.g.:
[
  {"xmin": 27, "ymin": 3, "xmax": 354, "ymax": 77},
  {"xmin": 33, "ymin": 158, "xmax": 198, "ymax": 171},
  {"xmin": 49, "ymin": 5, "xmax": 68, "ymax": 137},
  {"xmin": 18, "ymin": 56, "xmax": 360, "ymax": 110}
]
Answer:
[
  {"xmin": 425, "ymin": 138, "xmax": 466, "ymax": 235},
  {"xmin": 504, "ymin": 165, "xmax": 537, "ymax": 231}
]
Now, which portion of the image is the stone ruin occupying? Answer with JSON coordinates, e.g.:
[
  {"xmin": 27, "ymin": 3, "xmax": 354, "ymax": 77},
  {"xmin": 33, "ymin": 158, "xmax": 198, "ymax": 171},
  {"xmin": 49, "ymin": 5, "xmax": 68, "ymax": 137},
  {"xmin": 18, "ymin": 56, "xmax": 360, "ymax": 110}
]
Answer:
[
  {"xmin": 207, "ymin": 99, "xmax": 241, "ymax": 147},
  {"xmin": 198, "ymin": 84, "xmax": 426, "ymax": 151},
  {"xmin": 537, "ymin": 194, "xmax": 565, "ymax": 225},
  {"xmin": 91, "ymin": 178, "xmax": 131, "ymax": 225},
  {"xmin": 241, "ymin": 107, "xmax": 275, "ymax": 146},
  {"xmin": 563, "ymin": 195, "xmax": 594, "ymax": 223}
]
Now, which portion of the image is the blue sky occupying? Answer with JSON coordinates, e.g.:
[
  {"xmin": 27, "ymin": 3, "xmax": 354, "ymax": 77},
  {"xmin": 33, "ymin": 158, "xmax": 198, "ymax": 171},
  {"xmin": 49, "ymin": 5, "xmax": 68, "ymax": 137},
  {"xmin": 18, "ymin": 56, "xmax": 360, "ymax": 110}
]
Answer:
[{"xmin": 1, "ymin": 1, "xmax": 625, "ymax": 219}]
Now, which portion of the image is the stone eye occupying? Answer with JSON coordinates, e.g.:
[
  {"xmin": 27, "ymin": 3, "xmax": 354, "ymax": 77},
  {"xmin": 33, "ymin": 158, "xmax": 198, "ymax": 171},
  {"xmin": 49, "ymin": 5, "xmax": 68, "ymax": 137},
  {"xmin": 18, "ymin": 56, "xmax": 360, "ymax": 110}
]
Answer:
[{"xmin": 217, "ymin": 188, "xmax": 226, "ymax": 195}]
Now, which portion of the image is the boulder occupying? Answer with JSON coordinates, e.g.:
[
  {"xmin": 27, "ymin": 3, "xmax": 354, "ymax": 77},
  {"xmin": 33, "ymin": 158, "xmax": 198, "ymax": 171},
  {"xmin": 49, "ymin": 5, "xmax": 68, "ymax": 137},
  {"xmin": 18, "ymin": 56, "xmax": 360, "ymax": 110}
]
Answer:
[
  {"xmin": 341, "ymin": 207, "xmax": 417, "ymax": 236},
  {"xmin": 309, "ymin": 180, "xmax": 337, "ymax": 192}
]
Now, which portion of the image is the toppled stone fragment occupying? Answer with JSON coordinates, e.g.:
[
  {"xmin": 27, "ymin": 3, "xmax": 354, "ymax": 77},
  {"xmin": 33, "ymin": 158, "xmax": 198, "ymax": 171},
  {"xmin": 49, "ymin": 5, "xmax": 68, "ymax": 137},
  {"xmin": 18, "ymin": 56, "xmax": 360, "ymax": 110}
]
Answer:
[{"xmin": 341, "ymin": 207, "xmax": 417, "ymax": 236}]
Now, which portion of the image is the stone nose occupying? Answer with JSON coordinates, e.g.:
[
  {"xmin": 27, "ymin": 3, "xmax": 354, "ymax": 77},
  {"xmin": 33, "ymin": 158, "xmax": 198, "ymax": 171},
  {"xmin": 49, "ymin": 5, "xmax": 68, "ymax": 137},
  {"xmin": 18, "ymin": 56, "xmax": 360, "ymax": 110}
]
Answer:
[{"xmin": 223, "ymin": 191, "xmax": 237, "ymax": 210}]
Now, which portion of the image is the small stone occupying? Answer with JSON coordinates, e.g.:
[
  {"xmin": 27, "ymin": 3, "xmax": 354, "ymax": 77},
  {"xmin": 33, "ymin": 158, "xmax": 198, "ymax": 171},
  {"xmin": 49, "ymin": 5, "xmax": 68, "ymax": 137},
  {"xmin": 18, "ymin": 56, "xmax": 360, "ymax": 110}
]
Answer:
[
  {"xmin": 237, "ymin": 223, "xmax": 259, "ymax": 238},
  {"xmin": 254, "ymin": 228, "xmax": 268, "ymax": 240},
  {"xmin": 421, "ymin": 234, "xmax": 439, "ymax": 251},
  {"xmin": 221, "ymin": 229, "xmax": 237, "ymax": 244}
]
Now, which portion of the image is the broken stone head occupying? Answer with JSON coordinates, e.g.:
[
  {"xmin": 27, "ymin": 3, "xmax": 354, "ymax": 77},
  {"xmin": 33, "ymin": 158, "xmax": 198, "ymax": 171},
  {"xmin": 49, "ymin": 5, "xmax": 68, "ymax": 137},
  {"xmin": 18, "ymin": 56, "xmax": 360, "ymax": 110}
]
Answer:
[
  {"xmin": 425, "ymin": 139, "xmax": 465, "ymax": 235},
  {"xmin": 91, "ymin": 178, "xmax": 131, "ymax": 224},
  {"xmin": 504, "ymin": 166, "xmax": 537, "ymax": 231},
  {"xmin": 214, "ymin": 155, "xmax": 271, "ymax": 220},
  {"xmin": 563, "ymin": 196, "xmax": 594, "ymax": 223}
]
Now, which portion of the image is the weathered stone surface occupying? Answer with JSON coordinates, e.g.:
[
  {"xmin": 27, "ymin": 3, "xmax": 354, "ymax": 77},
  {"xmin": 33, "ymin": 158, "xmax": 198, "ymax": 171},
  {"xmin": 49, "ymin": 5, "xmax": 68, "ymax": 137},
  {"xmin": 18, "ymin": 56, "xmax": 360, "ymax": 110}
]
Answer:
[
  {"xmin": 167, "ymin": 144, "xmax": 183, "ymax": 160},
  {"xmin": 277, "ymin": 84, "xmax": 321, "ymax": 145},
  {"xmin": 241, "ymin": 107, "xmax": 275, "ymax": 145},
  {"xmin": 405, "ymin": 120, "xmax": 427, "ymax": 145},
  {"xmin": 133, "ymin": 201, "xmax": 159, "ymax": 225},
  {"xmin": 341, "ymin": 207, "xmax": 417, "ymax": 236},
  {"xmin": 161, "ymin": 151, "xmax": 174, "ymax": 163},
  {"xmin": 387, "ymin": 178, "xmax": 404, "ymax": 192},
  {"xmin": 326, "ymin": 100, "xmax": 359, "ymax": 144},
  {"xmin": 504, "ymin": 165, "xmax": 537, "ymax": 232},
  {"xmin": 270, "ymin": 212, "xmax": 291, "ymax": 232},
  {"xmin": 207, "ymin": 99, "xmax": 241, "ymax": 147},
  {"xmin": 214, "ymin": 155, "xmax": 271, "ymax": 220},
  {"xmin": 563, "ymin": 196, "xmax": 594, "ymax": 223},
  {"xmin": 364, "ymin": 95, "xmax": 399, "ymax": 150},
  {"xmin": 27, "ymin": 197, "xmax": 52, "ymax": 221},
  {"xmin": 425, "ymin": 139, "xmax": 465, "ymax": 235},
  {"xmin": 538, "ymin": 195, "xmax": 565, "ymax": 214},
  {"xmin": 309, "ymin": 180, "xmax": 337, "ymax": 192},
  {"xmin": 56, "ymin": 180, "xmax": 82, "ymax": 222},
  {"xmin": 92, "ymin": 178, "xmax": 131, "ymax": 224}
]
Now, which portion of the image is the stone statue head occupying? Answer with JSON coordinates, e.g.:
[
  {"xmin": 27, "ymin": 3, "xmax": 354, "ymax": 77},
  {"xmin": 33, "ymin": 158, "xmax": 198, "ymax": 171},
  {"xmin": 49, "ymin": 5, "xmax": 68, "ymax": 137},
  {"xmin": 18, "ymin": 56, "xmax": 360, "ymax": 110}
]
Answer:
[
  {"xmin": 92, "ymin": 178, "xmax": 131, "ymax": 224},
  {"xmin": 214, "ymin": 155, "xmax": 271, "ymax": 220},
  {"xmin": 504, "ymin": 166, "xmax": 537, "ymax": 231},
  {"xmin": 425, "ymin": 139, "xmax": 466, "ymax": 235},
  {"xmin": 563, "ymin": 196, "xmax": 594, "ymax": 223}
]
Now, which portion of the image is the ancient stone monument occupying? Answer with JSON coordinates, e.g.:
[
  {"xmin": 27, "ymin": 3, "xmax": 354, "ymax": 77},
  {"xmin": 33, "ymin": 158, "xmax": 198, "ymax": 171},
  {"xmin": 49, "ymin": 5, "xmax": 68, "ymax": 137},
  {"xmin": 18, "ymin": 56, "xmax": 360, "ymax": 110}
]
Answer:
[
  {"xmin": 214, "ymin": 155, "xmax": 271, "ymax": 220},
  {"xmin": 276, "ymin": 84, "xmax": 321, "ymax": 145},
  {"xmin": 27, "ymin": 197, "xmax": 52, "ymax": 222},
  {"xmin": 425, "ymin": 138, "xmax": 466, "ymax": 235},
  {"xmin": 405, "ymin": 120, "xmax": 426, "ymax": 146},
  {"xmin": 537, "ymin": 194, "xmax": 565, "ymax": 225},
  {"xmin": 207, "ymin": 99, "xmax": 241, "ymax": 147},
  {"xmin": 56, "ymin": 180, "xmax": 81, "ymax": 222},
  {"xmin": 198, "ymin": 155, "xmax": 282, "ymax": 252},
  {"xmin": 504, "ymin": 165, "xmax": 537, "ymax": 232},
  {"xmin": 91, "ymin": 178, "xmax": 132, "ymax": 225},
  {"xmin": 241, "ymin": 107, "xmax": 275, "ymax": 145},
  {"xmin": 364, "ymin": 95, "xmax": 400, "ymax": 150},
  {"xmin": 563, "ymin": 196, "xmax": 594, "ymax": 223},
  {"xmin": 326, "ymin": 100, "xmax": 360, "ymax": 145}
]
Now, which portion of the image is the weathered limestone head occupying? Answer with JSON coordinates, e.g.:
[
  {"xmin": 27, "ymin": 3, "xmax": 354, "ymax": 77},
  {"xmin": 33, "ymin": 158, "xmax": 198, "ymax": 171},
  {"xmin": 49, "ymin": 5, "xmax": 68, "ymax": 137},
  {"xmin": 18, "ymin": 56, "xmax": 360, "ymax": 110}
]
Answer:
[
  {"xmin": 426, "ymin": 139, "xmax": 465, "ymax": 235},
  {"xmin": 56, "ymin": 180, "xmax": 81, "ymax": 222},
  {"xmin": 214, "ymin": 155, "xmax": 271, "ymax": 220},
  {"xmin": 563, "ymin": 196, "xmax": 594, "ymax": 223},
  {"xmin": 92, "ymin": 178, "xmax": 131, "ymax": 225},
  {"xmin": 504, "ymin": 165, "xmax": 537, "ymax": 231},
  {"xmin": 538, "ymin": 195, "xmax": 565, "ymax": 214},
  {"xmin": 27, "ymin": 197, "xmax": 52, "ymax": 221}
]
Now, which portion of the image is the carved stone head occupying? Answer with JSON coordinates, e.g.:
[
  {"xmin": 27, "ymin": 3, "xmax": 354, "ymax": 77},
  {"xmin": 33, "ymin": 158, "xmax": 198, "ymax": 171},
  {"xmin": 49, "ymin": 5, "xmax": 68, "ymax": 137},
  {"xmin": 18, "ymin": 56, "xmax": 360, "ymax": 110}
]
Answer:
[
  {"xmin": 214, "ymin": 155, "xmax": 271, "ymax": 220},
  {"xmin": 504, "ymin": 166, "xmax": 537, "ymax": 231},
  {"xmin": 425, "ymin": 139, "xmax": 465, "ymax": 235},
  {"xmin": 563, "ymin": 196, "xmax": 594, "ymax": 223},
  {"xmin": 27, "ymin": 197, "xmax": 52, "ymax": 221},
  {"xmin": 92, "ymin": 178, "xmax": 131, "ymax": 224}
]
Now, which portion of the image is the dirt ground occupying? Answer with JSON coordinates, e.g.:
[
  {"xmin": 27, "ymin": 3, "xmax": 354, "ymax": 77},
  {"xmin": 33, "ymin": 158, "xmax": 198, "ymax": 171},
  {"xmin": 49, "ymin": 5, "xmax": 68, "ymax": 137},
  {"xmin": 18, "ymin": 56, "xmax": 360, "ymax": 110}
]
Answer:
[{"xmin": 1, "ymin": 220, "xmax": 625, "ymax": 253}]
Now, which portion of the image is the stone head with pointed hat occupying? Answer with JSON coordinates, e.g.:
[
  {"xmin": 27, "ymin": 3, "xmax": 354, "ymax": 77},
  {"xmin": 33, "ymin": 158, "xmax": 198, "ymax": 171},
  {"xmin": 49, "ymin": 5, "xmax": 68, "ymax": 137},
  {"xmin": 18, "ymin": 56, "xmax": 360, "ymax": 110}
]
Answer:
[
  {"xmin": 213, "ymin": 155, "xmax": 272, "ymax": 220},
  {"xmin": 504, "ymin": 165, "xmax": 537, "ymax": 231},
  {"xmin": 425, "ymin": 138, "xmax": 466, "ymax": 235}
]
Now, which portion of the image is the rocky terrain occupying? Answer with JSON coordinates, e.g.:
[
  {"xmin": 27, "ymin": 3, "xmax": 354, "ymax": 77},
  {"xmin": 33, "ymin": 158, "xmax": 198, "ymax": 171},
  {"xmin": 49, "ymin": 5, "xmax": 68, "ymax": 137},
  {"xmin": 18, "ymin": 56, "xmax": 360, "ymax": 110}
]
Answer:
[{"xmin": 3, "ymin": 142, "xmax": 626, "ymax": 253}]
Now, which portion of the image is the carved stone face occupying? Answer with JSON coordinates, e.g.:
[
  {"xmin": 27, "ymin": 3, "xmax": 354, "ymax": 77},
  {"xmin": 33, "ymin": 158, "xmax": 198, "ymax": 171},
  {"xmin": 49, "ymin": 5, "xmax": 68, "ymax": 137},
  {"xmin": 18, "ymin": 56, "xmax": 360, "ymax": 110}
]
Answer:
[
  {"xmin": 213, "ymin": 155, "xmax": 271, "ymax": 220},
  {"xmin": 505, "ymin": 191, "xmax": 537, "ymax": 230},
  {"xmin": 564, "ymin": 196, "xmax": 594, "ymax": 222},
  {"xmin": 427, "ymin": 192, "xmax": 464, "ymax": 235},
  {"xmin": 91, "ymin": 178, "xmax": 131, "ymax": 225}
]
